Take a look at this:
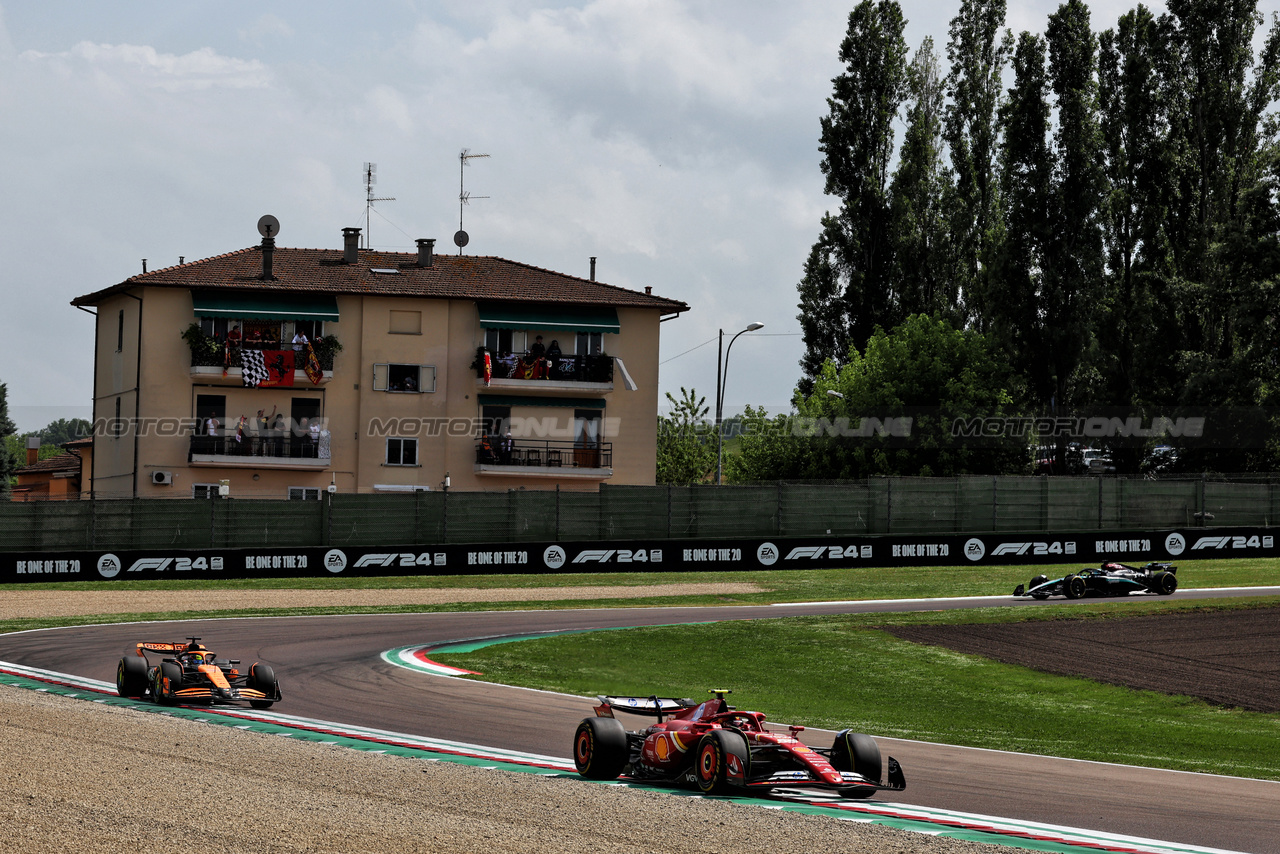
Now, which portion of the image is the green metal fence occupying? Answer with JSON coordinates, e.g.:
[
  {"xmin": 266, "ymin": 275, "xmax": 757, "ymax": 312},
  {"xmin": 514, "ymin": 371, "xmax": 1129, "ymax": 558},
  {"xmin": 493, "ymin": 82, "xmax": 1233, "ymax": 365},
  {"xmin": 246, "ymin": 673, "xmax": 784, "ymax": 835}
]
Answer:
[{"xmin": 2, "ymin": 476, "xmax": 1275, "ymax": 552}]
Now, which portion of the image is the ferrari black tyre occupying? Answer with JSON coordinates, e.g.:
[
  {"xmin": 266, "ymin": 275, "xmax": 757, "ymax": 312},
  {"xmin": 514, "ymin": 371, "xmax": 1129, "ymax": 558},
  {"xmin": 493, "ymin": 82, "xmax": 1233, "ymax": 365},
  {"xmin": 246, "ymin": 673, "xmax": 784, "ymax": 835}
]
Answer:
[
  {"xmin": 573, "ymin": 717, "xmax": 628, "ymax": 780},
  {"xmin": 153, "ymin": 661, "xmax": 182, "ymax": 705},
  {"xmin": 1153, "ymin": 571, "xmax": 1178, "ymax": 595},
  {"xmin": 1064, "ymin": 575, "xmax": 1086, "ymax": 599},
  {"xmin": 249, "ymin": 663, "xmax": 278, "ymax": 709},
  {"xmin": 116, "ymin": 656, "xmax": 148, "ymax": 698},
  {"xmin": 831, "ymin": 730, "xmax": 881, "ymax": 799},
  {"xmin": 694, "ymin": 728, "xmax": 749, "ymax": 795}
]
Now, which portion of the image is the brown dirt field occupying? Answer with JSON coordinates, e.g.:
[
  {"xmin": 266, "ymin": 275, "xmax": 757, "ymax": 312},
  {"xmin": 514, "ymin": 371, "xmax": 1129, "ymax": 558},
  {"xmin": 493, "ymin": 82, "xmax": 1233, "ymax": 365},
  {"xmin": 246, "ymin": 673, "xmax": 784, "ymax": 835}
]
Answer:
[{"xmin": 884, "ymin": 605, "xmax": 1280, "ymax": 712}]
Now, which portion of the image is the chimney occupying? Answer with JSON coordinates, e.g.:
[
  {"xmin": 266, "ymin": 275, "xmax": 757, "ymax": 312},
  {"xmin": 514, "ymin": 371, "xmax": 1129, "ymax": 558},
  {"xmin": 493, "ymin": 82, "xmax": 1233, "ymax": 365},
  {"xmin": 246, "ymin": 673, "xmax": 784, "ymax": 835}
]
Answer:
[
  {"xmin": 141, "ymin": 259, "xmax": 147, "ymax": 273},
  {"xmin": 26, "ymin": 437, "xmax": 40, "ymax": 466},
  {"xmin": 416, "ymin": 238, "xmax": 436, "ymax": 268},
  {"xmin": 645, "ymin": 286, "xmax": 652, "ymax": 294},
  {"xmin": 343, "ymin": 228, "xmax": 362, "ymax": 264},
  {"xmin": 590, "ymin": 257, "xmax": 597, "ymax": 281},
  {"xmin": 260, "ymin": 236, "xmax": 276, "ymax": 280}
]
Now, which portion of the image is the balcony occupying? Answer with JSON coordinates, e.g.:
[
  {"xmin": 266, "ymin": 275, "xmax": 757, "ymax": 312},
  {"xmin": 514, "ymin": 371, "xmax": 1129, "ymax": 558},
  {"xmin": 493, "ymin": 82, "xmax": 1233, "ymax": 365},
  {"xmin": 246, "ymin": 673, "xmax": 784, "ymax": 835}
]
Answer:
[
  {"xmin": 474, "ymin": 439, "xmax": 612, "ymax": 479},
  {"xmin": 184, "ymin": 325, "xmax": 340, "ymax": 385},
  {"xmin": 188, "ymin": 434, "xmax": 330, "ymax": 470},
  {"xmin": 475, "ymin": 351, "xmax": 614, "ymax": 391}
]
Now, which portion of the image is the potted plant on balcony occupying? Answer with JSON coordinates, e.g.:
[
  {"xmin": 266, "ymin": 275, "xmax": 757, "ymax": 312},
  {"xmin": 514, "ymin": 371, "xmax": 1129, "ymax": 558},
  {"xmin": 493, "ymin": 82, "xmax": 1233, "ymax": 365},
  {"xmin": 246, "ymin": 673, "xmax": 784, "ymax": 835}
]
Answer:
[
  {"xmin": 182, "ymin": 323, "xmax": 223, "ymax": 367},
  {"xmin": 312, "ymin": 334, "xmax": 343, "ymax": 371}
]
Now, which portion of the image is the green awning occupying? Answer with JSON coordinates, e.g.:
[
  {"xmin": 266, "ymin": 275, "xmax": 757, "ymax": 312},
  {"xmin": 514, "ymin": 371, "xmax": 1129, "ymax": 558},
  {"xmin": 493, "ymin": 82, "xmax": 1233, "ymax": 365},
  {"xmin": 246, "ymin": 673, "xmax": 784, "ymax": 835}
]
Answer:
[
  {"xmin": 478, "ymin": 303, "xmax": 619, "ymax": 334},
  {"xmin": 478, "ymin": 395, "xmax": 606, "ymax": 409},
  {"xmin": 192, "ymin": 290, "xmax": 340, "ymax": 322}
]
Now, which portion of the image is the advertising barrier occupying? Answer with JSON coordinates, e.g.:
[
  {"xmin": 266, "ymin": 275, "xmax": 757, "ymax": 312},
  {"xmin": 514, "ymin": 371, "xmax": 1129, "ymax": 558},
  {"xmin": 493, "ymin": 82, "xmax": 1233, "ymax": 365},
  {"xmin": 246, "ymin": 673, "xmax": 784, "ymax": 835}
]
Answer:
[{"xmin": 2, "ymin": 527, "xmax": 1274, "ymax": 582}]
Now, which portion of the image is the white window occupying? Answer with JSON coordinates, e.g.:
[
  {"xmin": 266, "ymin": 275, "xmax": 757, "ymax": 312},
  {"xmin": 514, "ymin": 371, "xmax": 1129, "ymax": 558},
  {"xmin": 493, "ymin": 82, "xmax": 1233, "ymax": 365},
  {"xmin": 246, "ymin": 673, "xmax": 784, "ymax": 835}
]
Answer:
[
  {"xmin": 288, "ymin": 487, "xmax": 322, "ymax": 500},
  {"xmin": 192, "ymin": 483, "xmax": 220, "ymax": 499},
  {"xmin": 575, "ymin": 332, "xmax": 604, "ymax": 356},
  {"xmin": 373, "ymin": 363, "xmax": 436, "ymax": 393},
  {"xmin": 484, "ymin": 328, "xmax": 525, "ymax": 354},
  {"xmin": 386, "ymin": 437, "xmax": 418, "ymax": 466}
]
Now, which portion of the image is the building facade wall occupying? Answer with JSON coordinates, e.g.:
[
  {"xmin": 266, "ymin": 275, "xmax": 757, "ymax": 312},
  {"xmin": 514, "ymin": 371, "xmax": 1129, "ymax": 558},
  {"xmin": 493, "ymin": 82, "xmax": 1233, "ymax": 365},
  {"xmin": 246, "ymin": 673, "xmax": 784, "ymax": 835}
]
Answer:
[{"xmin": 87, "ymin": 285, "xmax": 664, "ymax": 498}]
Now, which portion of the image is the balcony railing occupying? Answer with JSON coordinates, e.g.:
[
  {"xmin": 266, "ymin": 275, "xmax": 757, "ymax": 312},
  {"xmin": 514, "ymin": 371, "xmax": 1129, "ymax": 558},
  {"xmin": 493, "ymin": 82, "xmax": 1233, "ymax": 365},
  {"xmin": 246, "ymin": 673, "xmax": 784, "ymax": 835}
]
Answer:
[
  {"xmin": 475, "ymin": 439, "xmax": 612, "ymax": 470},
  {"xmin": 189, "ymin": 434, "xmax": 330, "ymax": 462},
  {"xmin": 475, "ymin": 352, "xmax": 613, "ymax": 384},
  {"xmin": 184, "ymin": 327, "xmax": 341, "ymax": 371}
]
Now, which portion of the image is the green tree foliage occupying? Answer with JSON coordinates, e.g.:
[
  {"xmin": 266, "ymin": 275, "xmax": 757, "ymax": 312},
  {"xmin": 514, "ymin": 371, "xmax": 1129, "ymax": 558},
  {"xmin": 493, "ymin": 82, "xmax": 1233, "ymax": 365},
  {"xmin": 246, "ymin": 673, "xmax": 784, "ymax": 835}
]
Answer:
[
  {"xmin": 890, "ymin": 37, "xmax": 956, "ymax": 323},
  {"xmin": 730, "ymin": 316, "xmax": 1023, "ymax": 481},
  {"xmin": 943, "ymin": 0, "xmax": 1013, "ymax": 326},
  {"xmin": 656, "ymin": 388, "xmax": 717, "ymax": 485},
  {"xmin": 0, "ymin": 384, "xmax": 15, "ymax": 495},
  {"xmin": 787, "ymin": 0, "xmax": 1280, "ymax": 476},
  {"xmin": 798, "ymin": 0, "xmax": 909, "ymax": 393}
]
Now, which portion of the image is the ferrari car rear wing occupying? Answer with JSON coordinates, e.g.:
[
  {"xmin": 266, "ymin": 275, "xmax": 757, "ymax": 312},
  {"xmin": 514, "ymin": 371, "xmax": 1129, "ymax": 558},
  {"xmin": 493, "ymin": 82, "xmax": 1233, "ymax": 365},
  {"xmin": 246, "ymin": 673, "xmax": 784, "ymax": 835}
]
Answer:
[{"xmin": 594, "ymin": 695, "xmax": 696, "ymax": 717}]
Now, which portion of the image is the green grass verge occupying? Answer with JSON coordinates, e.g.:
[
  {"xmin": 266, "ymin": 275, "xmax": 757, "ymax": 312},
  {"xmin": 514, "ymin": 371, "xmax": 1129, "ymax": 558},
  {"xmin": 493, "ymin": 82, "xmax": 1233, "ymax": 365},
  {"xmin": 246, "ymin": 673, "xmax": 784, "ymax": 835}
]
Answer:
[
  {"xmin": 434, "ymin": 597, "xmax": 1280, "ymax": 781},
  {"xmin": 7, "ymin": 555, "xmax": 1278, "ymax": 600}
]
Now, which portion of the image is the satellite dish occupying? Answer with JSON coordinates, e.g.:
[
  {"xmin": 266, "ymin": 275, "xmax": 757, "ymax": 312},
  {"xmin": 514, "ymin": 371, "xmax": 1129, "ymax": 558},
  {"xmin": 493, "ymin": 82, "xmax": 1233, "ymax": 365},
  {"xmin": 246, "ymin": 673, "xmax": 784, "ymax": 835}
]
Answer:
[
  {"xmin": 257, "ymin": 215, "xmax": 281, "ymax": 238},
  {"xmin": 453, "ymin": 230, "xmax": 469, "ymax": 248}
]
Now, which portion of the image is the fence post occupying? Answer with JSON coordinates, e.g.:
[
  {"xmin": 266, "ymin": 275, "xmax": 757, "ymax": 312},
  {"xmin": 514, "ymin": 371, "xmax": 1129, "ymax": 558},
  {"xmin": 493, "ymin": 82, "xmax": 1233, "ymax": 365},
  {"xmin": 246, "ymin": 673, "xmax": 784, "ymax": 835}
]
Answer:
[
  {"xmin": 1098, "ymin": 476, "xmax": 1103, "ymax": 529},
  {"xmin": 555, "ymin": 484, "xmax": 561, "ymax": 539},
  {"xmin": 886, "ymin": 478, "xmax": 893, "ymax": 533},
  {"xmin": 992, "ymin": 476, "xmax": 998, "ymax": 532}
]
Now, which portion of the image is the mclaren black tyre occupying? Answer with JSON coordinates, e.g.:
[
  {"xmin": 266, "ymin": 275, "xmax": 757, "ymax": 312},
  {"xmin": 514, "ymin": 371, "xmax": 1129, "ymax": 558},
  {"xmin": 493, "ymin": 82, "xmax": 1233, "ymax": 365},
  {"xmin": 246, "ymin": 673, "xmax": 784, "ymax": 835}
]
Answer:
[
  {"xmin": 1064, "ymin": 575, "xmax": 1086, "ymax": 599},
  {"xmin": 1153, "ymin": 571, "xmax": 1178, "ymax": 595},
  {"xmin": 116, "ymin": 655, "xmax": 148, "ymax": 698},
  {"xmin": 694, "ymin": 728, "xmax": 749, "ymax": 795},
  {"xmin": 153, "ymin": 661, "xmax": 182, "ymax": 705},
  {"xmin": 249, "ymin": 663, "xmax": 279, "ymax": 709},
  {"xmin": 573, "ymin": 717, "xmax": 628, "ymax": 780},
  {"xmin": 831, "ymin": 730, "xmax": 881, "ymax": 800}
]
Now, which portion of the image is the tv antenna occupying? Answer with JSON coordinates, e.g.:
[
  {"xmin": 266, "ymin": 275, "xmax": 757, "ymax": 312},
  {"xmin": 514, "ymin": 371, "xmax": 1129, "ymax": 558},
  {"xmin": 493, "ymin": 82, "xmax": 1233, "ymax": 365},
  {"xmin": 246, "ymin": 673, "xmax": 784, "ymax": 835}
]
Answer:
[
  {"xmin": 363, "ymin": 162, "xmax": 395, "ymax": 249},
  {"xmin": 456, "ymin": 148, "xmax": 489, "ymax": 253}
]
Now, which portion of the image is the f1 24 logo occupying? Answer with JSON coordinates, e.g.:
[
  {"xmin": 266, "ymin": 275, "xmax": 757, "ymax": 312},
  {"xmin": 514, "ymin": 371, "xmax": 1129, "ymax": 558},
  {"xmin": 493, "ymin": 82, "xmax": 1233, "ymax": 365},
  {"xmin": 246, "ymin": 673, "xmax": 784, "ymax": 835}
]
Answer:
[
  {"xmin": 991, "ymin": 541, "xmax": 1076, "ymax": 557},
  {"xmin": 784, "ymin": 545, "xmax": 861, "ymax": 560},
  {"xmin": 125, "ymin": 556, "xmax": 223, "ymax": 572},
  {"xmin": 1191, "ymin": 535, "xmax": 1274, "ymax": 551}
]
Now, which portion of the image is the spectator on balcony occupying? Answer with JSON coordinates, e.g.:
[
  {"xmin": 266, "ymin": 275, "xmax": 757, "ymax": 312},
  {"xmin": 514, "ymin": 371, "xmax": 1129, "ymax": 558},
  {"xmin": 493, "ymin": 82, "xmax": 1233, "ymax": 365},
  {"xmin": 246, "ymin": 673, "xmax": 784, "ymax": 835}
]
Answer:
[
  {"xmin": 205, "ymin": 416, "xmax": 220, "ymax": 437},
  {"xmin": 263, "ymin": 327, "xmax": 279, "ymax": 348},
  {"xmin": 546, "ymin": 339, "xmax": 562, "ymax": 377},
  {"xmin": 227, "ymin": 325, "xmax": 242, "ymax": 345},
  {"xmin": 246, "ymin": 327, "xmax": 263, "ymax": 348},
  {"xmin": 292, "ymin": 330, "xmax": 309, "ymax": 352},
  {"xmin": 500, "ymin": 431, "xmax": 514, "ymax": 464},
  {"xmin": 529, "ymin": 335, "xmax": 546, "ymax": 359}
]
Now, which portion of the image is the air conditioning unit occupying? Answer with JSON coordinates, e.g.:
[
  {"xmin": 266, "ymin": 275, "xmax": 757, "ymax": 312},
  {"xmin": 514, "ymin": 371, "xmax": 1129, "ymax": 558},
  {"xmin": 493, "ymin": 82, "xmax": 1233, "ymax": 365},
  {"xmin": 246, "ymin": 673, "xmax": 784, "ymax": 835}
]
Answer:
[{"xmin": 152, "ymin": 470, "xmax": 173, "ymax": 485}]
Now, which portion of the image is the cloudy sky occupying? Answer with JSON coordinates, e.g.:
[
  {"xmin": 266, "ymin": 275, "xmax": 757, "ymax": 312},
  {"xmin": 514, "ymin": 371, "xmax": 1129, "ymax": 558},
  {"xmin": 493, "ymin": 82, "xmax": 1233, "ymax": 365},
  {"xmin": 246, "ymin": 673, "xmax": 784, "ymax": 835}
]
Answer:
[{"xmin": 0, "ymin": 0, "xmax": 1154, "ymax": 432}]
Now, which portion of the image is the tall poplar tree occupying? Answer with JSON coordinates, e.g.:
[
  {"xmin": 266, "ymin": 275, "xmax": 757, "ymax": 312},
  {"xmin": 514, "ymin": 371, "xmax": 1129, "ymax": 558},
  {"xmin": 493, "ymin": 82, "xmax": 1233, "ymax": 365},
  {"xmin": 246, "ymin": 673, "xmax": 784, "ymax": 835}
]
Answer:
[
  {"xmin": 943, "ymin": 0, "xmax": 1013, "ymax": 327},
  {"xmin": 889, "ymin": 37, "xmax": 956, "ymax": 323},
  {"xmin": 797, "ymin": 0, "xmax": 909, "ymax": 394}
]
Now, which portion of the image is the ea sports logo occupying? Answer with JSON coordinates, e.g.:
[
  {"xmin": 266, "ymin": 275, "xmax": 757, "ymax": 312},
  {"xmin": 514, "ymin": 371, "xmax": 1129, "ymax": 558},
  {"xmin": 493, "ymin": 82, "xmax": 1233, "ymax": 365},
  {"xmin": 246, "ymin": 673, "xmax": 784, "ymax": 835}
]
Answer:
[
  {"xmin": 543, "ymin": 545, "xmax": 566, "ymax": 570},
  {"xmin": 756, "ymin": 542, "xmax": 779, "ymax": 567},
  {"xmin": 964, "ymin": 538, "xmax": 986, "ymax": 562},
  {"xmin": 97, "ymin": 554, "xmax": 122, "ymax": 579},
  {"xmin": 323, "ymin": 549, "xmax": 347, "ymax": 574},
  {"xmin": 1165, "ymin": 533, "xmax": 1186, "ymax": 556}
]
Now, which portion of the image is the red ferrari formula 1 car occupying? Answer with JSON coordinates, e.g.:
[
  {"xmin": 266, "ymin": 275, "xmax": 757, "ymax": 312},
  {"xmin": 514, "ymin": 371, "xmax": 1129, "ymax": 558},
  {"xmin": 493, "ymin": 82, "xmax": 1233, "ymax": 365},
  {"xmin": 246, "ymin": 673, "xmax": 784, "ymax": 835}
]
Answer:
[
  {"xmin": 116, "ymin": 637, "xmax": 281, "ymax": 709},
  {"xmin": 573, "ymin": 690, "xmax": 905, "ymax": 799}
]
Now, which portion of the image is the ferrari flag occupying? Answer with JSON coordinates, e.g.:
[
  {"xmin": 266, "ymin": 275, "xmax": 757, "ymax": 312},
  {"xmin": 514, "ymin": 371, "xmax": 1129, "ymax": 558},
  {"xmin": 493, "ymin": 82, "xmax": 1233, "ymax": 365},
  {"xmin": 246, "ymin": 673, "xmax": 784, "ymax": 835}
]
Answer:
[
  {"xmin": 303, "ymin": 342, "xmax": 323, "ymax": 385},
  {"xmin": 242, "ymin": 349, "xmax": 295, "ymax": 387}
]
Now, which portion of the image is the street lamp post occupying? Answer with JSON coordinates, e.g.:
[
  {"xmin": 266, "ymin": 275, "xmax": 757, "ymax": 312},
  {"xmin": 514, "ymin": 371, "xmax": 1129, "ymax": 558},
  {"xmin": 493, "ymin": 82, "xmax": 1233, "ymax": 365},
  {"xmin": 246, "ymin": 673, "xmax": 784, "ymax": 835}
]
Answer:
[{"xmin": 715, "ymin": 322, "xmax": 764, "ymax": 485}]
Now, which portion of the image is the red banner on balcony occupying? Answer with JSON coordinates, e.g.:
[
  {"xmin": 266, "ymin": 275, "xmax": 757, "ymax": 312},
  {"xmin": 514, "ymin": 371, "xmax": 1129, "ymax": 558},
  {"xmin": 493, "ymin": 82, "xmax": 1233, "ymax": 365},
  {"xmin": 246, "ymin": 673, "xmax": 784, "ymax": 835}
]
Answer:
[{"xmin": 242, "ymin": 349, "xmax": 295, "ymax": 387}]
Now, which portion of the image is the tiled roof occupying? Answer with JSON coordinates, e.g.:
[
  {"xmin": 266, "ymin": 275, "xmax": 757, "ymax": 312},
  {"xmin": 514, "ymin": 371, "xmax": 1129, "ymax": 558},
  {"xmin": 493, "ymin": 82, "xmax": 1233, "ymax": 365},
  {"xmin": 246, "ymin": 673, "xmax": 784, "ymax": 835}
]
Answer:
[
  {"xmin": 72, "ymin": 246, "xmax": 690, "ymax": 314},
  {"xmin": 15, "ymin": 451, "xmax": 82, "ymax": 476}
]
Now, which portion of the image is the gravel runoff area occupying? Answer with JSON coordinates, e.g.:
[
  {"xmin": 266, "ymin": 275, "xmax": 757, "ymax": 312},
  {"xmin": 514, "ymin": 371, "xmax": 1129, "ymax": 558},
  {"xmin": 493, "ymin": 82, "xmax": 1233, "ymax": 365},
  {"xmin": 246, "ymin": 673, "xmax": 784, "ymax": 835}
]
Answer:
[{"xmin": 2, "ymin": 585, "xmax": 1010, "ymax": 854}]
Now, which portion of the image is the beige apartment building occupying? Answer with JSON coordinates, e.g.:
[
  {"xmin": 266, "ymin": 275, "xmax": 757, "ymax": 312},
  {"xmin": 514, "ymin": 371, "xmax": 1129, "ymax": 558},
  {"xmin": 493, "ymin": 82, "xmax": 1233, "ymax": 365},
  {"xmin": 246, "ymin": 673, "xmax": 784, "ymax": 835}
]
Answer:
[{"xmin": 71, "ymin": 227, "xmax": 688, "ymax": 499}]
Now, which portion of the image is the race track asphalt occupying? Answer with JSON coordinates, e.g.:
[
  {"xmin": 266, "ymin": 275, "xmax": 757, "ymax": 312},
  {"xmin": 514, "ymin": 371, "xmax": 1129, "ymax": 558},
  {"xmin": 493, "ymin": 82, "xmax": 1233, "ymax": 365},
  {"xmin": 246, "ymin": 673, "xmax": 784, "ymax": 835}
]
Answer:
[{"xmin": 1, "ymin": 589, "xmax": 1277, "ymax": 854}]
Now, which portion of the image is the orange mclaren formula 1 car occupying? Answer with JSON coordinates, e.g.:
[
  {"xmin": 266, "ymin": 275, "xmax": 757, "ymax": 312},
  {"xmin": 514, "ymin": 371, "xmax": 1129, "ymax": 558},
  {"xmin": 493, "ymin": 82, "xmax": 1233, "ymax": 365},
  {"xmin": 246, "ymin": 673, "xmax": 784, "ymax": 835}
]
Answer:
[
  {"xmin": 574, "ymin": 691, "xmax": 905, "ymax": 799},
  {"xmin": 116, "ymin": 637, "xmax": 281, "ymax": 709}
]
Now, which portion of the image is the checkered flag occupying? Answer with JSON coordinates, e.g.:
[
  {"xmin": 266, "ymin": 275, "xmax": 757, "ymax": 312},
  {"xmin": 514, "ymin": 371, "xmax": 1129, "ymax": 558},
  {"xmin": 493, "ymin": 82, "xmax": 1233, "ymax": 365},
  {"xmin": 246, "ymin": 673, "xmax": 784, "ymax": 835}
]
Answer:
[{"xmin": 242, "ymin": 350, "xmax": 268, "ymax": 387}]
